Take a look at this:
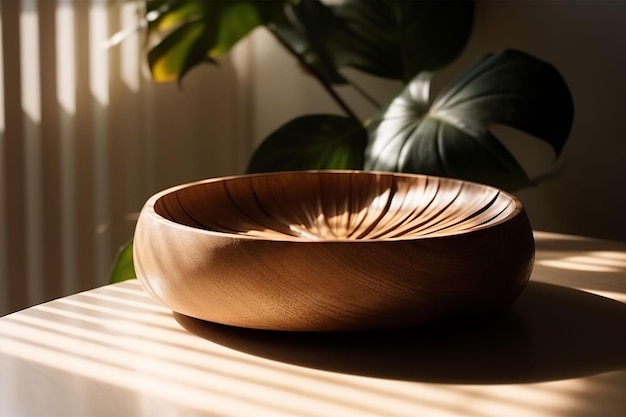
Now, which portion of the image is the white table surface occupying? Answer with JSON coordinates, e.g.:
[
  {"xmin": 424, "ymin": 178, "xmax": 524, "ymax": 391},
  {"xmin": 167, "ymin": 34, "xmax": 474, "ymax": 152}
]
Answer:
[{"xmin": 1, "ymin": 231, "xmax": 625, "ymax": 417}]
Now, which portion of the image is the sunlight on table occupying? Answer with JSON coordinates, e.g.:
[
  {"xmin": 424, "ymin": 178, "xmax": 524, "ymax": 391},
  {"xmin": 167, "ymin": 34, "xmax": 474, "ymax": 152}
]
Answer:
[{"xmin": 1, "ymin": 231, "xmax": 625, "ymax": 416}]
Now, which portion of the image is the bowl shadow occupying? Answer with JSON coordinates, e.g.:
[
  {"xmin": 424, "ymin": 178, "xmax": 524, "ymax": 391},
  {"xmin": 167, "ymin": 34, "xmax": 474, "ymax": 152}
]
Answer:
[{"xmin": 174, "ymin": 281, "xmax": 626, "ymax": 384}]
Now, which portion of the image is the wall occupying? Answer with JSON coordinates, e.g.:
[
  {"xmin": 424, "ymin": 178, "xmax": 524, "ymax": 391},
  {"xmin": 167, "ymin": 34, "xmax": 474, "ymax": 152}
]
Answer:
[
  {"xmin": 0, "ymin": 0, "xmax": 249, "ymax": 315},
  {"xmin": 248, "ymin": 1, "xmax": 626, "ymax": 242}
]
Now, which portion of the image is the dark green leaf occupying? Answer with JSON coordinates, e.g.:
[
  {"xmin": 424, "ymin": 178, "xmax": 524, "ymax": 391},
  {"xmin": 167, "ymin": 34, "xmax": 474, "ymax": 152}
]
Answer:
[
  {"xmin": 431, "ymin": 50, "xmax": 574, "ymax": 155},
  {"xmin": 268, "ymin": 1, "xmax": 351, "ymax": 85},
  {"xmin": 246, "ymin": 115, "xmax": 367, "ymax": 173},
  {"xmin": 329, "ymin": 0, "xmax": 474, "ymax": 82},
  {"xmin": 268, "ymin": 0, "xmax": 473, "ymax": 85},
  {"xmin": 365, "ymin": 50, "xmax": 574, "ymax": 191},
  {"xmin": 109, "ymin": 240, "xmax": 136, "ymax": 284}
]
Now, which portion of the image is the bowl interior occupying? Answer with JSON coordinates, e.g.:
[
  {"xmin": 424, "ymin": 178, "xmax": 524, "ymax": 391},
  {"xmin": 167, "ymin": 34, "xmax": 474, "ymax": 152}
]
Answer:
[{"xmin": 153, "ymin": 171, "xmax": 520, "ymax": 240}]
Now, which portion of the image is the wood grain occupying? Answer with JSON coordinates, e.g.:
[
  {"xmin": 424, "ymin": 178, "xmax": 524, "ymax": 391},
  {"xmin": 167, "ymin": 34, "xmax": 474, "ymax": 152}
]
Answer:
[{"xmin": 134, "ymin": 171, "xmax": 535, "ymax": 331}]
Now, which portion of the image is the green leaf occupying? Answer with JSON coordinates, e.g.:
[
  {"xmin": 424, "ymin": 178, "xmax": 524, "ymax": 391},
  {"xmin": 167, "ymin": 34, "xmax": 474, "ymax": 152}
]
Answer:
[
  {"xmin": 147, "ymin": 0, "xmax": 205, "ymax": 32},
  {"xmin": 246, "ymin": 115, "xmax": 367, "ymax": 173},
  {"xmin": 328, "ymin": 0, "xmax": 474, "ymax": 82},
  {"xmin": 268, "ymin": 0, "xmax": 473, "ymax": 86},
  {"xmin": 109, "ymin": 240, "xmax": 136, "ymax": 284},
  {"xmin": 148, "ymin": 19, "xmax": 215, "ymax": 82},
  {"xmin": 146, "ymin": 0, "xmax": 284, "ymax": 82},
  {"xmin": 268, "ymin": 1, "xmax": 349, "ymax": 85},
  {"xmin": 365, "ymin": 49, "xmax": 574, "ymax": 191}
]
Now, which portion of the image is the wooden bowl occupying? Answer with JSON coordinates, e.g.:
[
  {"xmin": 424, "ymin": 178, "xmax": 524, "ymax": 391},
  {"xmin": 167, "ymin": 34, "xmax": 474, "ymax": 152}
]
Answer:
[{"xmin": 134, "ymin": 170, "xmax": 534, "ymax": 331}]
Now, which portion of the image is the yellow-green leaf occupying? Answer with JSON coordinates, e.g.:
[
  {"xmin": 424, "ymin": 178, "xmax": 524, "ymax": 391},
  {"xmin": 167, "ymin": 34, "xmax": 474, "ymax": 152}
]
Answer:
[{"xmin": 109, "ymin": 240, "xmax": 136, "ymax": 284}]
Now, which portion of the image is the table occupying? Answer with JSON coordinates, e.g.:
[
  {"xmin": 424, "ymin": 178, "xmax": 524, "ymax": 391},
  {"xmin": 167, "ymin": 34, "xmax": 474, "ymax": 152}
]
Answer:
[{"xmin": 1, "ymin": 232, "xmax": 625, "ymax": 417}]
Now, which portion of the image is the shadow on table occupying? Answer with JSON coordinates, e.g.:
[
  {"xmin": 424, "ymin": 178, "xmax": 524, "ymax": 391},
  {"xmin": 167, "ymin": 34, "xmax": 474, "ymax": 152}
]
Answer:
[{"xmin": 174, "ymin": 282, "xmax": 626, "ymax": 384}]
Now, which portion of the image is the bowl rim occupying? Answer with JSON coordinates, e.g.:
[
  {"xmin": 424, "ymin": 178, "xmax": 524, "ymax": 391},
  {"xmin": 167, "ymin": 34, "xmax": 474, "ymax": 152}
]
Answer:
[{"xmin": 139, "ymin": 170, "xmax": 524, "ymax": 243}]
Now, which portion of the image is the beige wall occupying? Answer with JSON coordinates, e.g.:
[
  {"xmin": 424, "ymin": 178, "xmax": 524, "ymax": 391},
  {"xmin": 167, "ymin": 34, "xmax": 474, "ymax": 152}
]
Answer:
[
  {"xmin": 0, "ymin": 0, "xmax": 248, "ymax": 315},
  {"xmin": 248, "ymin": 0, "xmax": 626, "ymax": 242}
]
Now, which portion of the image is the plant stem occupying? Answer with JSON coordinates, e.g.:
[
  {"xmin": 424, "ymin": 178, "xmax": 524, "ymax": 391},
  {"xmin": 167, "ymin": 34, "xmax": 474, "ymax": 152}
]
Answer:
[{"xmin": 266, "ymin": 26, "xmax": 360, "ymax": 122}]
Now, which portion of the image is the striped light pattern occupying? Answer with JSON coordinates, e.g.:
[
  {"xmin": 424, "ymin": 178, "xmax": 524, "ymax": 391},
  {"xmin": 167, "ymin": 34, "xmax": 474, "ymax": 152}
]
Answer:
[{"xmin": 0, "ymin": 0, "xmax": 248, "ymax": 316}]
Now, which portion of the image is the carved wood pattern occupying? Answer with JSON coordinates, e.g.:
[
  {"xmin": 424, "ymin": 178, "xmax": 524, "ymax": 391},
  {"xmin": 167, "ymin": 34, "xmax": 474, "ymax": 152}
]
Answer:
[
  {"xmin": 135, "ymin": 171, "xmax": 535, "ymax": 331},
  {"xmin": 154, "ymin": 171, "xmax": 518, "ymax": 240}
]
